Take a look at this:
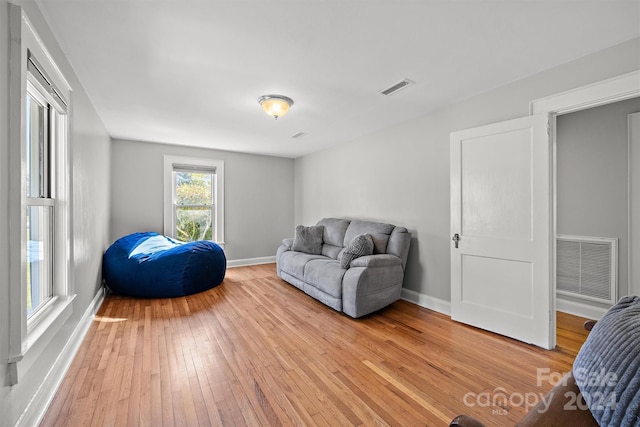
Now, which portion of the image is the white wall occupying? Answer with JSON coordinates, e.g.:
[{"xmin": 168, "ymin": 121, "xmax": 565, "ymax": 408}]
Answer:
[
  {"xmin": 557, "ymin": 97, "xmax": 640, "ymax": 306},
  {"xmin": 295, "ymin": 38, "xmax": 640, "ymax": 309},
  {"xmin": 111, "ymin": 139, "xmax": 295, "ymax": 263},
  {"xmin": 0, "ymin": 1, "xmax": 111, "ymax": 426}
]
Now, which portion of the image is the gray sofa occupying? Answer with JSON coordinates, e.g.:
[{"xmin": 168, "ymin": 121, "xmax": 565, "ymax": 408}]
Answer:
[{"xmin": 276, "ymin": 218, "xmax": 411, "ymax": 318}]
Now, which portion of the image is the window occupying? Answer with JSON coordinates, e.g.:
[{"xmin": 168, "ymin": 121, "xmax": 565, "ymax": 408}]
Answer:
[
  {"xmin": 25, "ymin": 80, "xmax": 57, "ymax": 318},
  {"xmin": 23, "ymin": 52, "xmax": 70, "ymax": 326},
  {"xmin": 173, "ymin": 167, "xmax": 214, "ymax": 242},
  {"xmin": 8, "ymin": 7, "xmax": 74, "ymax": 385},
  {"xmin": 164, "ymin": 156, "xmax": 224, "ymax": 245}
]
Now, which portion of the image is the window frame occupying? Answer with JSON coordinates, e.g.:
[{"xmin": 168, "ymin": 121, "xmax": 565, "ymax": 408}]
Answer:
[
  {"xmin": 25, "ymin": 77, "xmax": 58, "ymax": 321},
  {"xmin": 163, "ymin": 155, "xmax": 225, "ymax": 247},
  {"xmin": 8, "ymin": 6, "xmax": 75, "ymax": 385}
]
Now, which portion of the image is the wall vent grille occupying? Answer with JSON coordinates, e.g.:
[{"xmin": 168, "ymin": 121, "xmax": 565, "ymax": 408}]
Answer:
[{"xmin": 556, "ymin": 235, "xmax": 617, "ymax": 304}]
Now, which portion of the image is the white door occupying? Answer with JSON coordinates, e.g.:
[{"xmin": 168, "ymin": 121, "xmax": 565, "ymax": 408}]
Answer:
[{"xmin": 450, "ymin": 114, "xmax": 555, "ymax": 349}]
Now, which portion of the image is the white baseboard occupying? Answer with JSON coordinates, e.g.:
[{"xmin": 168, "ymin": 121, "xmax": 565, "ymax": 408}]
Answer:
[
  {"xmin": 401, "ymin": 288, "xmax": 451, "ymax": 316},
  {"xmin": 402, "ymin": 289, "xmax": 609, "ymax": 320},
  {"xmin": 226, "ymin": 256, "xmax": 276, "ymax": 268},
  {"xmin": 17, "ymin": 287, "xmax": 106, "ymax": 427},
  {"xmin": 556, "ymin": 297, "xmax": 608, "ymax": 320}
]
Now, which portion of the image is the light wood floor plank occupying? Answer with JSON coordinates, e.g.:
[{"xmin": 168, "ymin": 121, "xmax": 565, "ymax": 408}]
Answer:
[{"xmin": 41, "ymin": 263, "xmax": 591, "ymax": 426}]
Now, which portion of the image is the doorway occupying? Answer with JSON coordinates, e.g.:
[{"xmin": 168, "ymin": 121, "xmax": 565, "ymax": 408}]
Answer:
[
  {"xmin": 555, "ymin": 98, "xmax": 640, "ymax": 318},
  {"xmin": 531, "ymin": 70, "xmax": 640, "ymax": 327}
]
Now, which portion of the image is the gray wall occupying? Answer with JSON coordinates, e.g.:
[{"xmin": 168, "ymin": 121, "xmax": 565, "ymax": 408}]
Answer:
[
  {"xmin": 111, "ymin": 139, "xmax": 295, "ymax": 262},
  {"xmin": 295, "ymin": 38, "xmax": 640, "ymax": 306},
  {"xmin": 0, "ymin": 1, "xmax": 111, "ymax": 425},
  {"xmin": 557, "ymin": 97, "xmax": 640, "ymax": 304}
]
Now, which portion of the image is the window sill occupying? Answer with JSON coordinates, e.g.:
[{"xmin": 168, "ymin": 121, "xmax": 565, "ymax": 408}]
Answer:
[{"xmin": 9, "ymin": 294, "xmax": 76, "ymax": 385}]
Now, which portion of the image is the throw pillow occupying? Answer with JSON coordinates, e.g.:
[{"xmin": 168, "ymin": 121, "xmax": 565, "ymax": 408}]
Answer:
[
  {"xmin": 292, "ymin": 225, "xmax": 324, "ymax": 255},
  {"xmin": 339, "ymin": 234, "xmax": 374, "ymax": 269}
]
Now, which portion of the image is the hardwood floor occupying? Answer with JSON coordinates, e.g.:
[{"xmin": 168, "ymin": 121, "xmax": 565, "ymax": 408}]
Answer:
[{"xmin": 41, "ymin": 264, "xmax": 591, "ymax": 426}]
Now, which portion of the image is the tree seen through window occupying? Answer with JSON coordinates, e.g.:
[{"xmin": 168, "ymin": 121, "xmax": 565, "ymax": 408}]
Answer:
[{"xmin": 174, "ymin": 171, "xmax": 214, "ymax": 242}]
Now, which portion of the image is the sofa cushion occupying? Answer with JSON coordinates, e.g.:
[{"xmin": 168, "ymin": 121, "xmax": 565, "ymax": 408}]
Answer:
[
  {"xmin": 344, "ymin": 220, "xmax": 394, "ymax": 254},
  {"xmin": 278, "ymin": 251, "xmax": 327, "ymax": 280},
  {"xmin": 292, "ymin": 225, "xmax": 324, "ymax": 254},
  {"xmin": 386, "ymin": 227, "xmax": 408, "ymax": 257},
  {"xmin": 317, "ymin": 218, "xmax": 350, "ymax": 246},
  {"xmin": 317, "ymin": 218, "xmax": 351, "ymax": 259},
  {"xmin": 322, "ymin": 244, "xmax": 343, "ymax": 259},
  {"xmin": 339, "ymin": 234, "xmax": 374, "ymax": 268},
  {"xmin": 303, "ymin": 259, "xmax": 347, "ymax": 299}
]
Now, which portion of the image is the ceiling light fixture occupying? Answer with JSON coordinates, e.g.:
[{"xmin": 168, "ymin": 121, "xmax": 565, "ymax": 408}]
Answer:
[{"xmin": 257, "ymin": 94, "xmax": 294, "ymax": 120}]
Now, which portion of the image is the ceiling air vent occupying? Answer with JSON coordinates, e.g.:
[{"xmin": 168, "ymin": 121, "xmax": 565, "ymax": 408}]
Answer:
[
  {"xmin": 379, "ymin": 78, "xmax": 415, "ymax": 96},
  {"xmin": 291, "ymin": 131, "xmax": 305, "ymax": 139}
]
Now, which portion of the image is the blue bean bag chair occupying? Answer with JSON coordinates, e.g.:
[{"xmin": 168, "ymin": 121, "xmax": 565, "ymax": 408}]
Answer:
[{"xmin": 103, "ymin": 232, "xmax": 226, "ymax": 298}]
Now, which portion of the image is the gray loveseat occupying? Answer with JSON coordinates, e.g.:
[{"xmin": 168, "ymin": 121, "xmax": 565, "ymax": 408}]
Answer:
[{"xmin": 276, "ymin": 218, "xmax": 411, "ymax": 318}]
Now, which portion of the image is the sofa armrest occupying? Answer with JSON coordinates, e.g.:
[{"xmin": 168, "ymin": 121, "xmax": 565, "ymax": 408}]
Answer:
[
  {"xmin": 449, "ymin": 415, "xmax": 486, "ymax": 427},
  {"xmin": 584, "ymin": 319, "xmax": 596, "ymax": 331},
  {"xmin": 276, "ymin": 238, "xmax": 295, "ymax": 279},
  {"xmin": 349, "ymin": 254, "xmax": 402, "ymax": 268},
  {"xmin": 342, "ymin": 257, "xmax": 404, "ymax": 318},
  {"xmin": 281, "ymin": 238, "xmax": 294, "ymax": 250}
]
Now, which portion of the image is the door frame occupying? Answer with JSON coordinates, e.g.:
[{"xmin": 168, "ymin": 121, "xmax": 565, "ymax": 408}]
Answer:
[
  {"xmin": 530, "ymin": 70, "xmax": 640, "ymax": 318},
  {"xmin": 629, "ymin": 112, "xmax": 640, "ymax": 297}
]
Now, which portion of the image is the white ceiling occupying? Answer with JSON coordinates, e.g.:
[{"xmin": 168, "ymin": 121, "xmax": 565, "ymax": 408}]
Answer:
[{"xmin": 37, "ymin": 0, "xmax": 640, "ymax": 158}]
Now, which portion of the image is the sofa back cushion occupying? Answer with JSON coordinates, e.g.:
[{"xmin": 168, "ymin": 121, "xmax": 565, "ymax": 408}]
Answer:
[
  {"xmin": 317, "ymin": 218, "xmax": 350, "ymax": 259},
  {"xmin": 387, "ymin": 227, "xmax": 411, "ymax": 269},
  {"xmin": 343, "ymin": 220, "xmax": 394, "ymax": 254}
]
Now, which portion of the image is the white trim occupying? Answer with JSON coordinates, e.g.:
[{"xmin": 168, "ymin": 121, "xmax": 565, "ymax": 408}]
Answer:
[
  {"xmin": 8, "ymin": 2, "xmax": 27, "ymax": 381},
  {"xmin": 9, "ymin": 295, "xmax": 75, "ymax": 385},
  {"xmin": 227, "ymin": 256, "xmax": 276, "ymax": 268},
  {"xmin": 400, "ymin": 288, "xmax": 451, "ymax": 316},
  {"xmin": 20, "ymin": 13, "xmax": 71, "ymax": 94},
  {"xmin": 530, "ymin": 70, "xmax": 640, "ymax": 115},
  {"xmin": 8, "ymin": 5, "xmax": 74, "ymax": 385},
  {"xmin": 403, "ymin": 289, "xmax": 607, "ymax": 324},
  {"xmin": 530, "ymin": 70, "xmax": 640, "ymax": 320},
  {"xmin": 15, "ymin": 287, "xmax": 106, "ymax": 427},
  {"xmin": 629, "ymin": 112, "xmax": 640, "ymax": 297},
  {"xmin": 556, "ymin": 296, "xmax": 608, "ymax": 321}
]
